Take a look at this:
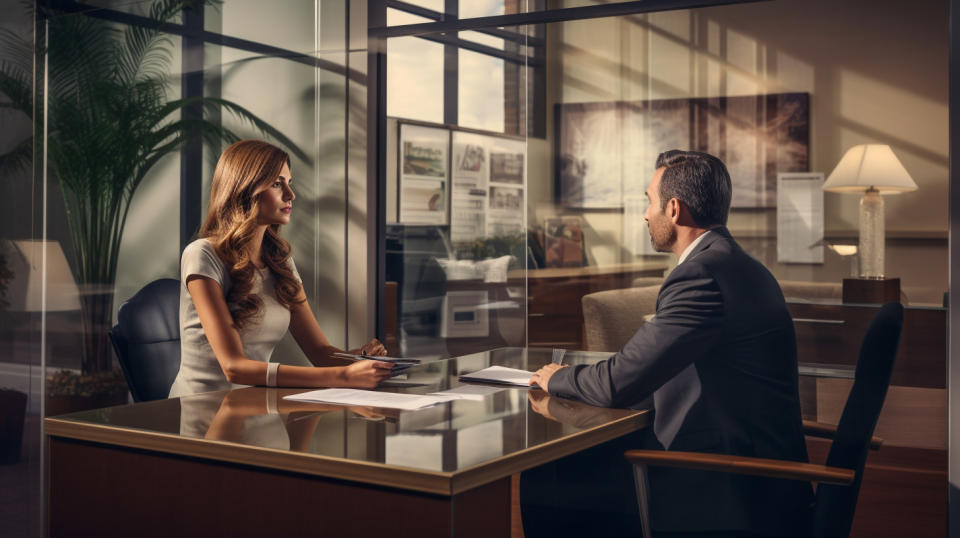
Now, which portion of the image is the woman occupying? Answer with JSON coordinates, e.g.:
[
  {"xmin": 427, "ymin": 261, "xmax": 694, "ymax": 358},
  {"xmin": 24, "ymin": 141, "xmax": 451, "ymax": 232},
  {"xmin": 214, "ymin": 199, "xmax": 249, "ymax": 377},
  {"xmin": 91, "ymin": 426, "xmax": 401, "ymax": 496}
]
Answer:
[{"xmin": 169, "ymin": 140, "xmax": 391, "ymax": 397}]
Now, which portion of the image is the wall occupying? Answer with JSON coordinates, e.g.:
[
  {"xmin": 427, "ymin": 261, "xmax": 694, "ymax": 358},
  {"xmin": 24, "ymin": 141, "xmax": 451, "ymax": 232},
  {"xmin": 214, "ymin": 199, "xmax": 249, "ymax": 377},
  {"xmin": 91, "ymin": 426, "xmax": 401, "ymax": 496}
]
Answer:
[{"xmin": 532, "ymin": 0, "xmax": 948, "ymax": 303}]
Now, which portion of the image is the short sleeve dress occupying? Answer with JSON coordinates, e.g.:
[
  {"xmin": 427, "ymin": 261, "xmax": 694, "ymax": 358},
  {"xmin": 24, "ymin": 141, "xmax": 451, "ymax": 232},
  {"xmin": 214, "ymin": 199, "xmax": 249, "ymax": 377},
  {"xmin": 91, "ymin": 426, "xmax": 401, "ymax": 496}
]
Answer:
[{"xmin": 168, "ymin": 238, "xmax": 302, "ymax": 398}]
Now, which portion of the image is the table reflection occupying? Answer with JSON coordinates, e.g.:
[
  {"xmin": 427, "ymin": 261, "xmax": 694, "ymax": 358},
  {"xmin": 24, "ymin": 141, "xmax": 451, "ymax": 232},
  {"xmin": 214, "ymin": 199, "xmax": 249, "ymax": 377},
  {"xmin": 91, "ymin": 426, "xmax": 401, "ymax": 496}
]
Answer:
[
  {"xmin": 527, "ymin": 391, "xmax": 632, "ymax": 430},
  {"xmin": 57, "ymin": 348, "xmax": 649, "ymax": 475}
]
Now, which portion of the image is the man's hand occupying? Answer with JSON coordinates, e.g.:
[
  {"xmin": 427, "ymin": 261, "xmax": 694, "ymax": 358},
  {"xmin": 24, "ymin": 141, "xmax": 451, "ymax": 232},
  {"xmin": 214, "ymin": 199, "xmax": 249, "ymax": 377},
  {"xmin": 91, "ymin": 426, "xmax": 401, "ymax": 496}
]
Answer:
[
  {"xmin": 529, "ymin": 363, "xmax": 568, "ymax": 393},
  {"xmin": 528, "ymin": 391, "xmax": 556, "ymax": 421}
]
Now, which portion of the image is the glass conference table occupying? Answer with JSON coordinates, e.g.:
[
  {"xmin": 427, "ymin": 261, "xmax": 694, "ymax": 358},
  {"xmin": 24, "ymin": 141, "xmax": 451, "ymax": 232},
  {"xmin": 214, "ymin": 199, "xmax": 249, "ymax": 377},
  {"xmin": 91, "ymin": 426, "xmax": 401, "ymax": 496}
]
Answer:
[{"xmin": 45, "ymin": 347, "xmax": 651, "ymax": 537}]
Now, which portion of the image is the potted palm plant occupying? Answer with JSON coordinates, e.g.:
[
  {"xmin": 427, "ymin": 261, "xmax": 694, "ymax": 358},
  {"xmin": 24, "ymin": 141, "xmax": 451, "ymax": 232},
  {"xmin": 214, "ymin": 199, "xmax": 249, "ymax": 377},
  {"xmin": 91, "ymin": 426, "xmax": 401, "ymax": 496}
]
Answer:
[{"xmin": 0, "ymin": 0, "xmax": 303, "ymax": 411}]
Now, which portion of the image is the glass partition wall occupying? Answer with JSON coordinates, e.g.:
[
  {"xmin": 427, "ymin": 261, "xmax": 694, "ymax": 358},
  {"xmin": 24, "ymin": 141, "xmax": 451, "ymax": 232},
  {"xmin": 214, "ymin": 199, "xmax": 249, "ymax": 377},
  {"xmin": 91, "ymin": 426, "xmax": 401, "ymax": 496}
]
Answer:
[
  {"xmin": 383, "ymin": 0, "xmax": 947, "ymax": 350},
  {"xmin": 0, "ymin": 0, "xmax": 949, "ymax": 535},
  {"xmin": 1, "ymin": 1, "xmax": 361, "ymax": 535},
  {"xmin": 383, "ymin": 2, "xmax": 538, "ymax": 359},
  {"xmin": 381, "ymin": 2, "xmax": 947, "ymax": 536}
]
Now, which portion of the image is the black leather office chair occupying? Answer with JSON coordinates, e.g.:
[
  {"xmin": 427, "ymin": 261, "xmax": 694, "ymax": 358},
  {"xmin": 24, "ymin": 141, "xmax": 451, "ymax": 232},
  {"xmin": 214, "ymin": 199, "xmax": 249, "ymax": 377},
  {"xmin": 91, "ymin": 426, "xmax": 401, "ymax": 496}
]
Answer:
[
  {"xmin": 109, "ymin": 278, "xmax": 181, "ymax": 402},
  {"xmin": 624, "ymin": 302, "xmax": 904, "ymax": 538}
]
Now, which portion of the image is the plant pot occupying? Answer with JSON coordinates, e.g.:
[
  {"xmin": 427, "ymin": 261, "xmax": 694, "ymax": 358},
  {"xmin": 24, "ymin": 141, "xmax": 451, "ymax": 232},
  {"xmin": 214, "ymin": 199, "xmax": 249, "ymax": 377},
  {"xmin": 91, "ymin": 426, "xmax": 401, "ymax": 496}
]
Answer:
[
  {"xmin": 0, "ymin": 389, "xmax": 27, "ymax": 465},
  {"xmin": 45, "ymin": 388, "xmax": 128, "ymax": 417}
]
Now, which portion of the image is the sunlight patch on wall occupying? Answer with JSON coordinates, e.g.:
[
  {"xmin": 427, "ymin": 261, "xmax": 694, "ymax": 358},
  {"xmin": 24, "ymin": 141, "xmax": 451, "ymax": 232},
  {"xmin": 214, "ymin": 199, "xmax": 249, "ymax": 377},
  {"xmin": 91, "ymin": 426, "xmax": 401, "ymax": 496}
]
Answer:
[{"xmin": 837, "ymin": 69, "xmax": 948, "ymax": 156}]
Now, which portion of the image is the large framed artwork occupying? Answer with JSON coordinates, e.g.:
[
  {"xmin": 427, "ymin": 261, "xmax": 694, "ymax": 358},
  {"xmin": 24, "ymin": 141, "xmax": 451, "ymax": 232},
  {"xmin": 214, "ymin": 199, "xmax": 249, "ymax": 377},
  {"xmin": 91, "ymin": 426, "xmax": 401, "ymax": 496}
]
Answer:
[{"xmin": 556, "ymin": 92, "xmax": 810, "ymax": 209}]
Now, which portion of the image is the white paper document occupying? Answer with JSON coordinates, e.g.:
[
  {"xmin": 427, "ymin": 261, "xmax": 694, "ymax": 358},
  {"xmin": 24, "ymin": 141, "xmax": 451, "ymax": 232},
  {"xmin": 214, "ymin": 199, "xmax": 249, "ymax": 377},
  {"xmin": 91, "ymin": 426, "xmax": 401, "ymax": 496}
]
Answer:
[
  {"xmin": 459, "ymin": 365, "xmax": 534, "ymax": 387},
  {"xmin": 427, "ymin": 384, "xmax": 506, "ymax": 402},
  {"xmin": 284, "ymin": 388, "xmax": 445, "ymax": 411},
  {"xmin": 777, "ymin": 173, "xmax": 825, "ymax": 264}
]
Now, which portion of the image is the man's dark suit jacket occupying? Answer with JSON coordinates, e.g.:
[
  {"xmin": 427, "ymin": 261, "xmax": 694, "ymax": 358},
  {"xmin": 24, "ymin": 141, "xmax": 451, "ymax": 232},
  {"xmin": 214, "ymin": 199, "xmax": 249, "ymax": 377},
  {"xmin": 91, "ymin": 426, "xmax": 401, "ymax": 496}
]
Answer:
[{"xmin": 548, "ymin": 226, "xmax": 813, "ymax": 536}]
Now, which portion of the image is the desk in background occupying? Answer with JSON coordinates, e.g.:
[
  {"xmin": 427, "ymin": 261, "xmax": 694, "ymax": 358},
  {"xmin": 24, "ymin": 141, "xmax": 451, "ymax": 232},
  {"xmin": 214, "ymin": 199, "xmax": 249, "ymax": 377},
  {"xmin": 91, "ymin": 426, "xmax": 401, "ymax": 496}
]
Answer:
[{"xmin": 46, "ymin": 348, "xmax": 650, "ymax": 537}]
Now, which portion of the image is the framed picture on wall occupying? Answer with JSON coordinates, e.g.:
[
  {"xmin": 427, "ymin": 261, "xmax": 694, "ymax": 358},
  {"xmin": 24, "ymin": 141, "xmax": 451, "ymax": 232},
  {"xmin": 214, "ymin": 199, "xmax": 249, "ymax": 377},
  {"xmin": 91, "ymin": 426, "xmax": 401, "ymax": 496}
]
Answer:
[
  {"xmin": 555, "ymin": 102, "xmax": 623, "ymax": 209},
  {"xmin": 399, "ymin": 123, "xmax": 450, "ymax": 225},
  {"xmin": 543, "ymin": 216, "xmax": 585, "ymax": 268},
  {"xmin": 450, "ymin": 130, "xmax": 489, "ymax": 243},
  {"xmin": 484, "ymin": 136, "xmax": 525, "ymax": 238},
  {"xmin": 556, "ymin": 92, "xmax": 810, "ymax": 209}
]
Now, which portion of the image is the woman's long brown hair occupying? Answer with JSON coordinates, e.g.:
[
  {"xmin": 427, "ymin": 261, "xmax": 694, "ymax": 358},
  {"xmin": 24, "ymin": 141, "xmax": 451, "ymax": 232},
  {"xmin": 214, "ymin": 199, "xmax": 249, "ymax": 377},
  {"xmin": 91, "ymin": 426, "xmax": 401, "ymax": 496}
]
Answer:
[{"xmin": 199, "ymin": 139, "xmax": 304, "ymax": 330}]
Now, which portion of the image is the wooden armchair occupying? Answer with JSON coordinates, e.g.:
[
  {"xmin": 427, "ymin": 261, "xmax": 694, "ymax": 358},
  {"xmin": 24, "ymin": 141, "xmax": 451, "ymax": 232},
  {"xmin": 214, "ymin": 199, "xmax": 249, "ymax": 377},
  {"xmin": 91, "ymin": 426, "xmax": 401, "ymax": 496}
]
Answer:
[{"xmin": 625, "ymin": 303, "xmax": 904, "ymax": 538}]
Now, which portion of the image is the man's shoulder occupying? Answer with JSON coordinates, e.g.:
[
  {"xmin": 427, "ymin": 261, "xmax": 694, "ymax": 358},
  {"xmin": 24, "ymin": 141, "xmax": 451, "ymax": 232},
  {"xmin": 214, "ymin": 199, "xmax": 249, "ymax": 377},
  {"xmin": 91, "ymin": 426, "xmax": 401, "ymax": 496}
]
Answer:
[
  {"xmin": 685, "ymin": 232, "xmax": 764, "ymax": 273},
  {"xmin": 664, "ymin": 234, "xmax": 734, "ymax": 281},
  {"xmin": 663, "ymin": 233, "xmax": 775, "ymax": 294}
]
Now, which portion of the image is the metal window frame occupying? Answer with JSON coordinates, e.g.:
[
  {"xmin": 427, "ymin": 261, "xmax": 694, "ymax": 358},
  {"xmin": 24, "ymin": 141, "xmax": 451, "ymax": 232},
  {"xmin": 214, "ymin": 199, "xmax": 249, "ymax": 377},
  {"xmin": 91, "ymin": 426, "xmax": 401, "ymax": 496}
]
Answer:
[
  {"xmin": 949, "ymin": 1, "xmax": 960, "ymax": 536},
  {"xmin": 386, "ymin": 0, "xmax": 547, "ymax": 137},
  {"xmin": 374, "ymin": 0, "xmax": 767, "ymax": 38}
]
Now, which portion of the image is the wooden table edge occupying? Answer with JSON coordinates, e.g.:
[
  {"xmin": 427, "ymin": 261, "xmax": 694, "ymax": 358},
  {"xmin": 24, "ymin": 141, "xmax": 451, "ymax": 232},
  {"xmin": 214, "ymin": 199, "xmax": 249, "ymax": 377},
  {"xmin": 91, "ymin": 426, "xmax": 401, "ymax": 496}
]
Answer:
[{"xmin": 45, "ymin": 408, "xmax": 650, "ymax": 497}]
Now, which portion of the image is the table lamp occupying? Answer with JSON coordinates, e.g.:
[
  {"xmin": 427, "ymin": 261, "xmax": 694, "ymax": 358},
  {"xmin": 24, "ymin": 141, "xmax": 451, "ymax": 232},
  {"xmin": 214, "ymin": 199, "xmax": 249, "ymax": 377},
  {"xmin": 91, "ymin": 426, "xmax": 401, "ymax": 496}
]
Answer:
[
  {"xmin": 823, "ymin": 144, "xmax": 917, "ymax": 278},
  {"xmin": 3, "ymin": 240, "xmax": 80, "ymax": 312}
]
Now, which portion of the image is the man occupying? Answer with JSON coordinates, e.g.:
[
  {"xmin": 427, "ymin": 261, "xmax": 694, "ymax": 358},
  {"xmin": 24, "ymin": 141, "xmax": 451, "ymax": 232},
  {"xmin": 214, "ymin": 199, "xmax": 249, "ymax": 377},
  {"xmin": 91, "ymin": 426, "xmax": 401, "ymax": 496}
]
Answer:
[{"xmin": 527, "ymin": 150, "xmax": 812, "ymax": 538}]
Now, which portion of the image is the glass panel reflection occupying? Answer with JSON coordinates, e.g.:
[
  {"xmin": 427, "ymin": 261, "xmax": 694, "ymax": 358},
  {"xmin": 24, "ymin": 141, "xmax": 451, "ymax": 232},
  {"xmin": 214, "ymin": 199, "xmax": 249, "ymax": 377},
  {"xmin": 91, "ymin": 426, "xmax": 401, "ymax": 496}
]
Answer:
[{"xmin": 385, "ymin": 23, "xmax": 531, "ymax": 359}]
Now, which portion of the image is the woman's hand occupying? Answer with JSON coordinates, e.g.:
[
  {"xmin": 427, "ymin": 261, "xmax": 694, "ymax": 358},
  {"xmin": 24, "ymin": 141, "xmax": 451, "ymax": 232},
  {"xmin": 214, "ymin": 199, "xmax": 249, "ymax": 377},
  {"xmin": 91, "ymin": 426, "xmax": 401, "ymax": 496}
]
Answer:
[
  {"xmin": 359, "ymin": 338, "xmax": 387, "ymax": 356},
  {"xmin": 341, "ymin": 359, "xmax": 394, "ymax": 388}
]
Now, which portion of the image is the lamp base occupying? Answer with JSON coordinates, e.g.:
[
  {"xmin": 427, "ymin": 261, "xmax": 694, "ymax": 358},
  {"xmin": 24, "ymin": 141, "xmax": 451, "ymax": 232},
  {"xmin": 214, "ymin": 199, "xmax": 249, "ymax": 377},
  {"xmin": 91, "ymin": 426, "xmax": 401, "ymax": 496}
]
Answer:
[
  {"xmin": 859, "ymin": 188, "xmax": 884, "ymax": 278},
  {"xmin": 842, "ymin": 277, "xmax": 900, "ymax": 304}
]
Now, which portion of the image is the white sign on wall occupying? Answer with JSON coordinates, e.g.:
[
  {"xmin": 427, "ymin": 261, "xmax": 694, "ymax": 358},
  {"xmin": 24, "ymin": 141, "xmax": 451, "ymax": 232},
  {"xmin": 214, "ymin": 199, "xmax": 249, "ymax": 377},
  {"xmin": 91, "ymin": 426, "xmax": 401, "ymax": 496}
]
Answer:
[{"xmin": 777, "ymin": 172, "xmax": 824, "ymax": 264}]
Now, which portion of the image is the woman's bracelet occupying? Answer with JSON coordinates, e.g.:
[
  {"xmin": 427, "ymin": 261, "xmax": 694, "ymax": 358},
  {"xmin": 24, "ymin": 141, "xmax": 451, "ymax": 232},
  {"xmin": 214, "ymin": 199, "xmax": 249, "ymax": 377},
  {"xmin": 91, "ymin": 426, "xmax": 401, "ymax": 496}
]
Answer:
[
  {"xmin": 266, "ymin": 362, "xmax": 280, "ymax": 387},
  {"xmin": 265, "ymin": 388, "xmax": 278, "ymax": 414}
]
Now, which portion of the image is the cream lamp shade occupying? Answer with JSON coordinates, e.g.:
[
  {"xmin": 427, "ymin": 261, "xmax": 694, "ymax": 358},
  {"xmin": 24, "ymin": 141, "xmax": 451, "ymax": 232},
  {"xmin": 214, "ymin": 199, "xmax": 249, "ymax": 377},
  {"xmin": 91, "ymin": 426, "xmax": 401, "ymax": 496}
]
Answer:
[
  {"xmin": 823, "ymin": 144, "xmax": 917, "ymax": 193},
  {"xmin": 2, "ymin": 240, "xmax": 80, "ymax": 312},
  {"xmin": 822, "ymin": 144, "xmax": 916, "ymax": 278}
]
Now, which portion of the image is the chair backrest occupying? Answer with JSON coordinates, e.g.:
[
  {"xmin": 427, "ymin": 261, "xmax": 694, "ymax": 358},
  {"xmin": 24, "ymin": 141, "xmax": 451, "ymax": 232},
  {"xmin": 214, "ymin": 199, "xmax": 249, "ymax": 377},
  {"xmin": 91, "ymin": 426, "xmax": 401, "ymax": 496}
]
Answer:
[
  {"xmin": 813, "ymin": 302, "xmax": 904, "ymax": 537},
  {"xmin": 582, "ymin": 285, "xmax": 660, "ymax": 352},
  {"xmin": 631, "ymin": 276, "xmax": 665, "ymax": 289},
  {"xmin": 109, "ymin": 278, "xmax": 181, "ymax": 402}
]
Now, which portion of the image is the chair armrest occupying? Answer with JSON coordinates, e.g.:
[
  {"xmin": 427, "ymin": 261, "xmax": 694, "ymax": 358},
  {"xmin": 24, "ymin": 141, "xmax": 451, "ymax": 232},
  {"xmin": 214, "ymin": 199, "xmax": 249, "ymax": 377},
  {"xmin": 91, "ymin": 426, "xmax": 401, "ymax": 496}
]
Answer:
[
  {"xmin": 802, "ymin": 419, "xmax": 883, "ymax": 450},
  {"xmin": 624, "ymin": 449, "xmax": 855, "ymax": 486}
]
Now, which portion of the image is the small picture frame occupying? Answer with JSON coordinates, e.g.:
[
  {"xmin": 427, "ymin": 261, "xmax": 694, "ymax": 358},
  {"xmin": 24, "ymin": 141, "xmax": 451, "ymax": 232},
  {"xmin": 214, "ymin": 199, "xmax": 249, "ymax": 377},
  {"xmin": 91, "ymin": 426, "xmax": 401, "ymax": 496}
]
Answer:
[{"xmin": 543, "ymin": 216, "xmax": 585, "ymax": 268}]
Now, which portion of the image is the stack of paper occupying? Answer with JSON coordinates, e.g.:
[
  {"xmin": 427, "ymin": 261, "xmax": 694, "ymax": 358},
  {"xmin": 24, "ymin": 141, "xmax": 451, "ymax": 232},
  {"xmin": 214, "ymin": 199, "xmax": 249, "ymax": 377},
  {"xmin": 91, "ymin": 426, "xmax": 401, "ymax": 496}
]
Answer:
[
  {"xmin": 284, "ymin": 389, "xmax": 445, "ymax": 411},
  {"xmin": 458, "ymin": 365, "xmax": 534, "ymax": 387}
]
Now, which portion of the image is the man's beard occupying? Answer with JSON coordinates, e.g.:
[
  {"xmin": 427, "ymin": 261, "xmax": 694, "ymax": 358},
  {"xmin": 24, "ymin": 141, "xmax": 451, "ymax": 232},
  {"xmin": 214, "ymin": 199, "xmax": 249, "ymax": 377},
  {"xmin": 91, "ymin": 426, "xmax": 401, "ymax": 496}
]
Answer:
[{"xmin": 648, "ymin": 217, "xmax": 677, "ymax": 253}]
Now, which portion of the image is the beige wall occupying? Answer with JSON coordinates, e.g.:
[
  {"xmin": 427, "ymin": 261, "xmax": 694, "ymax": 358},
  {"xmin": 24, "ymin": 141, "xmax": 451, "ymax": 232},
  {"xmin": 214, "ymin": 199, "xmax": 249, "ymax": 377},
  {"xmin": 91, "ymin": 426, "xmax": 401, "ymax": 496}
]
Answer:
[{"xmin": 532, "ymin": 0, "xmax": 948, "ymax": 304}]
